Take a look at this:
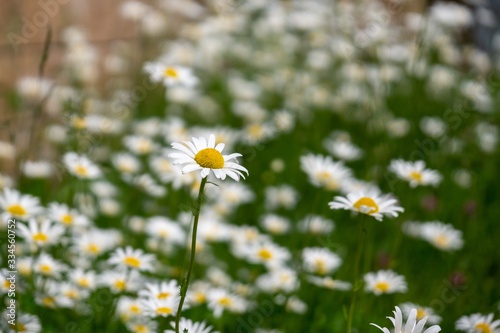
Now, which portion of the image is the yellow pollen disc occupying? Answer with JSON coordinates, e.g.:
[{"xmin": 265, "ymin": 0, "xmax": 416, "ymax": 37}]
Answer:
[
  {"xmin": 33, "ymin": 232, "xmax": 48, "ymax": 243},
  {"xmin": 258, "ymin": 248, "xmax": 273, "ymax": 260},
  {"xmin": 39, "ymin": 264, "xmax": 52, "ymax": 273},
  {"xmin": 87, "ymin": 244, "xmax": 100, "ymax": 254},
  {"xmin": 61, "ymin": 214, "xmax": 74, "ymax": 224},
  {"xmin": 475, "ymin": 323, "xmax": 492, "ymax": 333},
  {"xmin": 114, "ymin": 280, "xmax": 126, "ymax": 291},
  {"xmin": 374, "ymin": 281, "xmax": 389, "ymax": 293},
  {"xmin": 77, "ymin": 278, "xmax": 90, "ymax": 288},
  {"xmin": 134, "ymin": 325, "xmax": 148, "ymax": 333},
  {"xmin": 74, "ymin": 165, "xmax": 88, "ymax": 177},
  {"xmin": 130, "ymin": 304, "xmax": 141, "ymax": 314},
  {"xmin": 17, "ymin": 323, "xmax": 27, "ymax": 332},
  {"xmin": 65, "ymin": 290, "xmax": 78, "ymax": 299},
  {"xmin": 4, "ymin": 280, "xmax": 11, "ymax": 289},
  {"xmin": 42, "ymin": 297, "xmax": 55, "ymax": 306},
  {"xmin": 218, "ymin": 296, "xmax": 232, "ymax": 306},
  {"xmin": 156, "ymin": 307, "xmax": 172, "ymax": 315},
  {"xmin": 73, "ymin": 117, "xmax": 86, "ymax": 129},
  {"xmin": 194, "ymin": 148, "xmax": 224, "ymax": 169},
  {"xmin": 7, "ymin": 204, "xmax": 27, "ymax": 217},
  {"xmin": 157, "ymin": 292, "xmax": 171, "ymax": 300},
  {"xmin": 416, "ymin": 308, "xmax": 427, "ymax": 320},
  {"xmin": 410, "ymin": 171, "xmax": 423, "ymax": 183},
  {"xmin": 316, "ymin": 171, "xmax": 331, "ymax": 182},
  {"xmin": 195, "ymin": 292, "xmax": 206, "ymax": 303},
  {"xmin": 434, "ymin": 235, "xmax": 449, "ymax": 248},
  {"xmin": 248, "ymin": 124, "xmax": 263, "ymax": 138},
  {"xmin": 164, "ymin": 67, "xmax": 179, "ymax": 78},
  {"xmin": 353, "ymin": 197, "xmax": 379, "ymax": 214},
  {"xmin": 123, "ymin": 256, "xmax": 141, "ymax": 268},
  {"xmin": 315, "ymin": 259, "xmax": 327, "ymax": 275}
]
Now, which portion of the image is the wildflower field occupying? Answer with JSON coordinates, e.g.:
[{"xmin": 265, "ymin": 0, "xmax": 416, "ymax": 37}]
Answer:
[{"xmin": 1, "ymin": 1, "xmax": 500, "ymax": 332}]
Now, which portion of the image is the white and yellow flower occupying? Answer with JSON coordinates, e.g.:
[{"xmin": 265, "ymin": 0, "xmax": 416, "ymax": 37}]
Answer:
[
  {"xmin": 108, "ymin": 247, "xmax": 155, "ymax": 272},
  {"xmin": 389, "ymin": 160, "xmax": 442, "ymax": 187},
  {"xmin": 456, "ymin": 313, "xmax": 500, "ymax": 333},
  {"xmin": 168, "ymin": 134, "xmax": 248, "ymax": 181},
  {"xmin": 300, "ymin": 153, "xmax": 353, "ymax": 191},
  {"xmin": 364, "ymin": 270, "xmax": 408, "ymax": 295},
  {"xmin": 17, "ymin": 219, "xmax": 64, "ymax": 247},
  {"xmin": 165, "ymin": 317, "xmax": 219, "ymax": 333},
  {"xmin": 371, "ymin": 306, "xmax": 441, "ymax": 333},
  {"xmin": 302, "ymin": 247, "xmax": 342, "ymax": 275},
  {"xmin": 63, "ymin": 153, "xmax": 101, "ymax": 179},
  {"xmin": 143, "ymin": 62, "xmax": 198, "ymax": 87},
  {"xmin": 0, "ymin": 188, "xmax": 43, "ymax": 221},
  {"xmin": 329, "ymin": 191, "xmax": 404, "ymax": 221}
]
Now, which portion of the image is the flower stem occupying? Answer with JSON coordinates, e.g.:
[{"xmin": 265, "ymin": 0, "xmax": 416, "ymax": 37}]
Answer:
[
  {"xmin": 346, "ymin": 217, "xmax": 367, "ymax": 333},
  {"xmin": 175, "ymin": 177, "xmax": 207, "ymax": 333}
]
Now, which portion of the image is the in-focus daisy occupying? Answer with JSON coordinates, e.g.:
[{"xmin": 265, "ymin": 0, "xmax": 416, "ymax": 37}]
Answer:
[
  {"xmin": 364, "ymin": 270, "xmax": 408, "ymax": 295},
  {"xmin": 419, "ymin": 221, "xmax": 463, "ymax": 251},
  {"xmin": 389, "ymin": 160, "xmax": 442, "ymax": 187},
  {"xmin": 143, "ymin": 62, "xmax": 198, "ymax": 87},
  {"xmin": 400, "ymin": 302, "xmax": 442, "ymax": 325},
  {"xmin": 371, "ymin": 306, "xmax": 441, "ymax": 333},
  {"xmin": 108, "ymin": 247, "xmax": 155, "ymax": 272},
  {"xmin": 168, "ymin": 134, "xmax": 248, "ymax": 181},
  {"xmin": 0, "ymin": 188, "xmax": 43, "ymax": 221},
  {"xmin": 165, "ymin": 317, "xmax": 219, "ymax": 333},
  {"xmin": 63, "ymin": 153, "xmax": 101, "ymax": 179},
  {"xmin": 300, "ymin": 154, "xmax": 353, "ymax": 191},
  {"xmin": 17, "ymin": 219, "xmax": 64, "ymax": 247},
  {"xmin": 302, "ymin": 247, "xmax": 342, "ymax": 275},
  {"xmin": 456, "ymin": 313, "xmax": 500, "ymax": 333},
  {"xmin": 329, "ymin": 191, "xmax": 404, "ymax": 221}
]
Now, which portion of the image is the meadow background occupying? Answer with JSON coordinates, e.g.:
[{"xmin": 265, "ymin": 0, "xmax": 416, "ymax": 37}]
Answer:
[{"xmin": 1, "ymin": 0, "xmax": 500, "ymax": 332}]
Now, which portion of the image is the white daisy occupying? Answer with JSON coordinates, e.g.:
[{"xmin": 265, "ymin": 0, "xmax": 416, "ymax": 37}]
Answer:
[
  {"xmin": 138, "ymin": 280, "xmax": 179, "ymax": 301},
  {"xmin": 306, "ymin": 276, "xmax": 352, "ymax": 290},
  {"xmin": 0, "ymin": 188, "xmax": 43, "ymax": 221},
  {"xmin": 143, "ymin": 62, "xmax": 198, "ymax": 87},
  {"xmin": 256, "ymin": 267, "xmax": 299, "ymax": 294},
  {"xmin": 34, "ymin": 253, "xmax": 66, "ymax": 278},
  {"xmin": 3, "ymin": 311, "xmax": 41, "ymax": 333},
  {"xmin": 329, "ymin": 191, "xmax": 404, "ymax": 221},
  {"xmin": 165, "ymin": 317, "xmax": 219, "ymax": 333},
  {"xmin": 243, "ymin": 241, "xmax": 291, "ymax": 269},
  {"xmin": 419, "ymin": 221, "xmax": 464, "ymax": 251},
  {"xmin": 206, "ymin": 288, "xmax": 247, "ymax": 318},
  {"xmin": 108, "ymin": 247, "xmax": 155, "ymax": 272},
  {"xmin": 389, "ymin": 160, "xmax": 442, "ymax": 187},
  {"xmin": 323, "ymin": 139, "xmax": 363, "ymax": 161},
  {"xmin": 63, "ymin": 153, "xmax": 101, "ymax": 179},
  {"xmin": 140, "ymin": 296, "xmax": 179, "ymax": 318},
  {"xmin": 302, "ymin": 247, "xmax": 342, "ymax": 275},
  {"xmin": 364, "ymin": 270, "xmax": 408, "ymax": 295},
  {"xmin": 456, "ymin": 313, "xmax": 500, "ymax": 333},
  {"xmin": 98, "ymin": 269, "xmax": 142, "ymax": 293},
  {"xmin": 300, "ymin": 153, "xmax": 353, "ymax": 191},
  {"xmin": 168, "ymin": 134, "xmax": 248, "ymax": 181},
  {"xmin": 47, "ymin": 202, "xmax": 89, "ymax": 228},
  {"xmin": 371, "ymin": 306, "xmax": 441, "ymax": 333},
  {"xmin": 400, "ymin": 302, "xmax": 442, "ymax": 325},
  {"xmin": 17, "ymin": 219, "xmax": 64, "ymax": 247},
  {"xmin": 298, "ymin": 215, "xmax": 335, "ymax": 234}
]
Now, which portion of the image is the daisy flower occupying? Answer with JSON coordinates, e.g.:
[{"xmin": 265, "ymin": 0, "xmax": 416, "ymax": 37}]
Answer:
[
  {"xmin": 145, "ymin": 217, "xmax": 185, "ymax": 246},
  {"xmin": 300, "ymin": 153, "xmax": 353, "ymax": 191},
  {"xmin": 419, "ymin": 221, "xmax": 464, "ymax": 251},
  {"xmin": 63, "ymin": 153, "xmax": 101, "ymax": 179},
  {"xmin": 389, "ymin": 160, "xmax": 442, "ymax": 187},
  {"xmin": 0, "ymin": 188, "xmax": 43, "ymax": 221},
  {"xmin": 456, "ymin": 313, "xmax": 500, "ymax": 333},
  {"xmin": 143, "ymin": 62, "xmax": 198, "ymax": 87},
  {"xmin": 306, "ymin": 276, "xmax": 352, "ymax": 290},
  {"xmin": 34, "ymin": 253, "xmax": 66, "ymax": 278},
  {"xmin": 264, "ymin": 185, "xmax": 299, "ymax": 210},
  {"xmin": 329, "ymin": 191, "xmax": 404, "ymax": 221},
  {"xmin": 17, "ymin": 219, "xmax": 64, "ymax": 247},
  {"xmin": 117, "ymin": 296, "xmax": 144, "ymax": 321},
  {"xmin": 260, "ymin": 214, "xmax": 291, "ymax": 235},
  {"xmin": 165, "ymin": 317, "xmax": 219, "ymax": 333},
  {"xmin": 256, "ymin": 267, "xmax": 299, "ymax": 294},
  {"xmin": 2, "ymin": 311, "xmax": 41, "ymax": 333},
  {"xmin": 371, "ymin": 306, "xmax": 441, "ymax": 333},
  {"xmin": 206, "ymin": 288, "xmax": 247, "ymax": 318},
  {"xmin": 112, "ymin": 152, "xmax": 142, "ymax": 175},
  {"xmin": 68, "ymin": 269, "xmax": 97, "ymax": 290},
  {"xmin": 323, "ymin": 139, "xmax": 363, "ymax": 161},
  {"xmin": 126, "ymin": 320, "xmax": 158, "ymax": 333},
  {"xmin": 140, "ymin": 296, "xmax": 180, "ymax": 318},
  {"xmin": 302, "ymin": 247, "xmax": 342, "ymax": 275},
  {"xmin": 138, "ymin": 280, "xmax": 179, "ymax": 301},
  {"xmin": 298, "ymin": 215, "xmax": 335, "ymax": 234},
  {"xmin": 99, "ymin": 269, "xmax": 142, "ymax": 293},
  {"xmin": 108, "ymin": 247, "xmax": 155, "ymax": 272},
  {"xmin": 244, "ymin": 241, "xmax": 291, "ymax": 269},
  {"xmin": 364, "ymin": 270, "xmax": 408, "ymax": 295},
  {"xmin": 74, "ymin": 229, "xmax": 121, "ymax": 257},
  {"xmin": 47, "ymin": 202, "xmax": 89, "ymax": 227},
  {"xmin": 168, "ymin": 134, "xmax": 248, "ymax": 181},
  {"xmin": 400, "ymin": 302, "xmax": 442, "ymax": 325}
]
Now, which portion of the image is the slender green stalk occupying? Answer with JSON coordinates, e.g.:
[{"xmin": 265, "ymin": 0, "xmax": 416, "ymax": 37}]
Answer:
[
  {"xmin": 175, "ymin": 177, "xmax": 207, "ymax": 333},
  {"xmin": 346, "ymin": 217, "xmax": 367, "ymax": 333}
]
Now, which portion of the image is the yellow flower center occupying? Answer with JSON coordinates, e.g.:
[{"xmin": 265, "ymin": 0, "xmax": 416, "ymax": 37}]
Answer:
[
  {"xmin": 353, "ymin": 197, "xmax": 379, "ymax": 214},
  {"xmin": 61, "ymin": 214, "xmax": 74, "ymax": 224},
  {"xmin": 17, "ymin": 323, "xmax": 27, "ymax": 332},
  {"xmin": 410, "ymin": 171, "xmax": 423, "ymax": 183},
  {"xmin": 4, "ymin": 280, "xmax": 11, "ymax": 289},
  {"xmin": 194, "ymin": 292, "xmax": 206, "ymax": 303},
  {"xmin": 248, "ymin": 124, "xmax": 264, "ymax": 138},
  {"xmin": 258, "ymin": 248, "xmax": 273, "ymax": 260},
  {"xmin": 475, "ymin": 323, "xmax": 492, "ymax": 333},
  {"xmin": 77, "ymin": 278, "xmax": 90, "ymax": 288},
  {"xmin": 39, "ymin": 264, "xmax": 52, "ymax": 273},
  {"xmin": 134, "ymin": 325, "xmax": 148, "ymax": 333},
  {"xmin": 164, "ymin": 67, "xmax": 179, "ymax": 78},
  {"xmin": 73, "ymin": 117, "xmax": 87, "ymax": 129},
  {"xmin": 123, "ymin": 256, "xmax": 141, "ymax": 268},
  {"xmin": 86, "ymin": 243, "xmax": 100, "ymax": 254},
  {"xmin": 7, "ymin": 204, "xmax": 27, "ymax": 217},
  {"xmin": 194, "ymin": 148, "xmax": 224, "ymax": 169},
  {"xmin": 114, "ymin": 280, "xmax": 126, "ymax": 291},
  {"xmin": 374, "ymin": 281, "xmax": 389, "ymax": 293},
  {"xmin": 42, "ymin": 297, "xmax": 55, "ymax": 307},
  {"xmin": 74, "ymin": 165, "xmax": 88, "ymax": 177},
  {"xmin": 157, "ymin": 292, "xmax": 171, "ymax": 300},
  {"xmin": 315, "ymin": 259, "xmax": 327, "ymax": 275},
  {"xmin": 218, "ymin": 296, "xmax": 232, "ymax": 306},
  {"xmin": 130, "ymin": 304, "xmax": 141, "ymax": 314},
  {"xmin": 65, "ymin": 289, "xmax": 78, "ymax": 299},
  {"xmin": 33, "ymin": 232, "xmax": 48, "ymax": 243},
  {"xmin": 156, "ymin": 307, "xmax": 172, "ymax": 315},
  {"xmin": 416, "ymin": 308, "xmax": 427, "ymax": 320},
  {"xmin": 434, "ymin": 235, "xmax": 449, "ymax": 248}
]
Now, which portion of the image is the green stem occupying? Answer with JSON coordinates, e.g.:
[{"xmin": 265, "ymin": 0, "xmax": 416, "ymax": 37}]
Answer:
[
  {"xmin": 346, "ymin": 217, "xmax": 367, "ymax": 333},
  {"xmin": 175, "ymin": 177, "xmax": 207, "ymax": 333}
]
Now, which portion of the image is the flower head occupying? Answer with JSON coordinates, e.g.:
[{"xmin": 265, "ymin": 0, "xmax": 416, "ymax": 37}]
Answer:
[
  {"xmin": 143, "ymin": 63, "xmax": 198, "ymax": 87},
  {"xmin": 329, "ymin": 191, "xmax": 404, "ymax": 221},
  {"xmin": 456, "ymin": 313, "xmax": 500, "ymax": 333},
  {"xmin": 389, "ymin": 160, "xmax": 442, "ymax": 187},
  {"xmin": 168, "ymin": 134, "xmax": 248, "ymax": 181},
  {"xmin": 364, "ymin": 270, "xmax": 408, "ymax": 295},
  {"xmin": 371, "ymin": 306, "xmax": 441, "ymax": 333}
]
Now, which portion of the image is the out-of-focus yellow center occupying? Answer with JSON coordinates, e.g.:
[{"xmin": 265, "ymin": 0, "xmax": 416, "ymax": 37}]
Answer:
[
  {"xmin": 475, "ymin": 323, "xmax": 491, "ymax": 333},
  {"xmin": 164, "ymin": 67, "xmax": 178, "ymax": 78},
  {"xmin": 134, "ymin": 324, "xmax": 148, "ymax": 333},
  {"xmin": 65, "ymin": 290, "xmax": 78, "ymax": 299},
  {"xmin": 218, "ymin": 296, "xmax": 232, "ymax": 306},
  {"xmin": 258, "ymin": 248, "xmax": 273, "ymax": 260},
  {"xmin": 39, "ymin": 264, "xmax": 52, "ymax": 273},
  {"xmin": 374, "ymin": 281, "xmax": 389, "ymax": 292},
  {"xmin": 77, "ymin": 278, "xmax": 90, "ymax": 288},
  {"xmin": 86, "ymin": 244, "xmax": 100, "ymax": 254},
  {"xmin": 315, "ymin": 259, "xmax": 327, "ymax": 275},
  {"xmin": 7, "ymin": 204, "xmax": 26, "ymax": 217},
  {"xmin": 33, "ymin": 232, "xmax": 48, "ymax": 243},
  {"xmin": 123, "ymin": 256, "xmax": 141, "ymax": 268},
  {"xmin": 416, "ymin": 308, "xmax": 427, "ymax": 320},
  {"xmin": 434, "ymin": 235, "xmax": 449, "ymax": 248},
  {"xmin": 353, "ymin": 197, "xmax": 379, "ymax": 214},
  {"xmin": 248, "ymin": 124, "xmax": 264, "ymax": 138},
  {"xmin": 194, "ymin": 148, "xmax": 224, "ymax": 169},
  {"xmin": 130, "ymin": 304, "xmax": 141, "ymax": 314},
  {"xmin": 194, "ymin": 292, "xmax": 206, "ymax": 303},
  {"xmin": 157, "ymin": 292, "xmax": 170, "ymax": 300},
  {"xmin": 410, "ymin": 171, "xmax": 423, "ymax": 183},
  {"xmin": 61, "ymin": 214, "xmax": 74, "ymax": 224},
  {"xmin": 4, "ymin": 280, "xmax": 11, "ymax": 289},
  {"xmin": 73, "ymin": 117, "xmax": 86, "ymax": 129},
  {"xmin": 42, "ymin": 297, "xmax": 55, "ymax": 307},
  {"xmin": 74, "ymin": 165, "xmax": 88, "ymax": 177},
  {"xmin": 114, "ymin": 280, "xmax": 126, "ymax": 291},
  {"xmin": 156, "ymin": 307, "xmax": 172, "ymax": 315}
]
